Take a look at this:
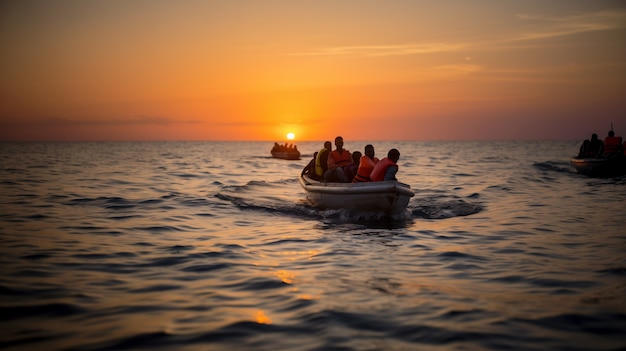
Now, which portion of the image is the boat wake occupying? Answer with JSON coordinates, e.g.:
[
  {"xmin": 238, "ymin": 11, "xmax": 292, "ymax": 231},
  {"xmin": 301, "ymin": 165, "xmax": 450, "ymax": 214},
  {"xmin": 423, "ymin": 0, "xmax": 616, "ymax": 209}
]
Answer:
[
  {"xmin": 533, "ymin": 161, "xmax": 576, "ymax": 175},
  {"xmin": 409, "ymin": 193, "xmax": 483, "ymax": 219},
  {"xmin": 215, "ymin": 180, "xmax": 483, "ymax": 223},
  {"xmin": 214, "ymin": 179, "xmax": 321, "ymax": 219}
]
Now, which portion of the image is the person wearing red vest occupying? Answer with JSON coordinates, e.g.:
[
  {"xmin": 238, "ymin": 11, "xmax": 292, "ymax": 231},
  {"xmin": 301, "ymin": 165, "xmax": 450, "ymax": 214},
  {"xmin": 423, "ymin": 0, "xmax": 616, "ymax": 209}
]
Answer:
[
  {"xmin": 603, "ymin": 129, "xmax": 623, "ymax": 157},
  {"xmin": 353, "ymin": 144, "xmax": 380, "ymax": 182},
  {"xmin": 371, "ymin": 148, "xmax": 400, "ymax": 182},
  {"xmin": 324, "ymin": 136, "xmax": 353, "ymax": 182}
]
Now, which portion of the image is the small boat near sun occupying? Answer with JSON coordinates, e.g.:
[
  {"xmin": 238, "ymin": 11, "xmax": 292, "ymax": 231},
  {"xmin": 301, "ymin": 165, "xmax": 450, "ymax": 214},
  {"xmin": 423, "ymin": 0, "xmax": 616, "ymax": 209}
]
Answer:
[
  {"xmin": 298, "ymin": 174, "xmax": 415, "ymax": 215},
  {"xmin": 271, "ymin": 143, "xmax": 300, "ymax": 160}
]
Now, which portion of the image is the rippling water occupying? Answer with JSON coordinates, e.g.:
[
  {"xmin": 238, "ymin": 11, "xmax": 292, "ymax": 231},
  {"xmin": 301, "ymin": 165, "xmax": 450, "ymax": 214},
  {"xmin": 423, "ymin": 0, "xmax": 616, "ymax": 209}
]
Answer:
[{"xmin": 1, "ymin": 141, "xmax": 624, "ymax": 351}]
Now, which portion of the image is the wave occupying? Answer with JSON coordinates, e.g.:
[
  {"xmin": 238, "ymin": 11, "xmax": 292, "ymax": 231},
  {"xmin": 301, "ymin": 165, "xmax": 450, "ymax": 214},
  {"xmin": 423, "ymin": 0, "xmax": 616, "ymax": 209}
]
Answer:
[
  {"xmin": 215, "ymin": 180, "xmax": 483, "ymax": 225},
  {"xmin": 533, "ymin": 161, "xmax": 576, "ymax": 175}
]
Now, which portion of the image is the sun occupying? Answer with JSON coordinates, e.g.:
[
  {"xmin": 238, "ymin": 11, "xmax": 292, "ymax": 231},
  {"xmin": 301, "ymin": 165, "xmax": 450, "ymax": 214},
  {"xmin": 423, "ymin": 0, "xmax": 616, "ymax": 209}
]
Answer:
[{"xmin": 286, "ymin": 132, "xmax": 295, "ymax": 140}]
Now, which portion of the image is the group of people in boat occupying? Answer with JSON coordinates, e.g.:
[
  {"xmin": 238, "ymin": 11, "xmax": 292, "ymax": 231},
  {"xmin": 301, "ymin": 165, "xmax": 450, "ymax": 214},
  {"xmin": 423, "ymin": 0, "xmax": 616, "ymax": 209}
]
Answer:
[
  {"xmin": 577, "ymin": 127, "xmax": 625, "ymax": 159},
  {"xmin": 302, "ymin": 136, "xmax": 402, "ymax": 183},
  {"xmin": 272, "ymin": 142, "xmax": 298, "ymax": 153}
]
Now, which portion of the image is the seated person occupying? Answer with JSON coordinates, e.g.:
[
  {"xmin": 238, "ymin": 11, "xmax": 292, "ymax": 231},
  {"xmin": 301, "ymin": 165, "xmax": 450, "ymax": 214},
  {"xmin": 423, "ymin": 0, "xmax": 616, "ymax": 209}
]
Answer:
[
  {"xmin": 324, "ymin": 136, "xmax": 352, "ymax": 183},
  {"xmin": 353, "ymin": 144, "xmax": 380, "ymax": 182},
  {"xmin": 603, "ymin": 130, "xmax": 623, "ymax": 157},
  {"xmin": 578, "ymin": 133, "xmax": 603, "ymax": 158},
  {"xmin": 302, "ymin": 152, "xmax": 319, "ymax": 179},
  {"xmin": 345, "ymin": 151, "xmax": 361, "ymax": 182},
  {"xmin": 371, "ymin": 149, "xmax": 401, "ymax": 181},
  {"xmin": 314, "ymin": 141, "xmax": 332, "ymax": 180}
]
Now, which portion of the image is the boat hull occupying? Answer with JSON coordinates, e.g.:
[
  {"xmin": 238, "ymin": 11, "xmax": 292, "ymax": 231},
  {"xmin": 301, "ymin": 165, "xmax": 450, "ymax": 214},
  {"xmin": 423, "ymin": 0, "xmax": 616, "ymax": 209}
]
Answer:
[
  {"xmin": 570, "ymin": 156, "xmax": 626, "ymax": 177},
  {"xmin": 271, "ymin": 151, "xmax": 300, "ymax": 160},
  {"xmin": 299, "ymin": 175, "xmax": 415, "ymax": 215}
]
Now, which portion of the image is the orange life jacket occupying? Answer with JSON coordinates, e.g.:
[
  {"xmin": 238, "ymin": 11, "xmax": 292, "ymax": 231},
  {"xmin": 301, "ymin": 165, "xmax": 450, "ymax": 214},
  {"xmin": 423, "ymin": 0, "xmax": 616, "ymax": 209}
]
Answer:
[
  {"xmin": 328, "ymin": 149, "xmax": 351, "ymax": 169},
  {"xmin": 603, "ymin": 136, "xmax": 622, "ymax": 155},
  {"xmin": 352, "ymin": 156, "xmax": 379, "ymax": 182},
  {"xmin": 370, "ymin": 157, "xmax": 398, "ymax": 182}
]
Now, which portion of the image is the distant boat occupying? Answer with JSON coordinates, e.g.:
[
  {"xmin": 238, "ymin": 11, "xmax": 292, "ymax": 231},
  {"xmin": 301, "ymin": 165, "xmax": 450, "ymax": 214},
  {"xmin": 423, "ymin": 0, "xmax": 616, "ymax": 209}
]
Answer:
[
  {"xmin": 570, "ymin": 156, "xmax": 626, "ymax": 177},
  {"xmin": 571, "ymin": 126, "xmax": 626, "ymax": 177},
  {"xmin": 298, "ymin": 174, "xmax": 414, "ymax": 215},
  {"xmin": 271, "ymin": 143, "xmax": 300, "ymax": 160}
]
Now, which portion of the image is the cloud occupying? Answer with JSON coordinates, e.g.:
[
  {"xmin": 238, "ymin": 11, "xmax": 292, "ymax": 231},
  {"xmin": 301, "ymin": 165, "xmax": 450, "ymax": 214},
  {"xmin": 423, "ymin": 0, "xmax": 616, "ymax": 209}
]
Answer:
[
  {"xmin": 209, "ymin": 121, "xmax": 275, "ymax": 127},
  {"xmin": 513, "ymin": 10, "xmax": 626, "ymax": 41},
  {"xmin": 289, "ymin": 10, "xmax": 626, "ymax": 59},
  {"xmin": 290, "ymin": 43, "xmax": 465, "ymax": 57},
  {"xmin": 0, "ymin": 116, "xmax": 201, "ymax": 127}
]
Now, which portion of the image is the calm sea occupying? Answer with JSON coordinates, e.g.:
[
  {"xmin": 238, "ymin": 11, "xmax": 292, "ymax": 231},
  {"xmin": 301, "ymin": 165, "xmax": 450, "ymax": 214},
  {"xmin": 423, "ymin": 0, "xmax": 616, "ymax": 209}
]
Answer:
[{"xmin": 1, "ymin": 141, "xmax": 624, "ymax": 351}]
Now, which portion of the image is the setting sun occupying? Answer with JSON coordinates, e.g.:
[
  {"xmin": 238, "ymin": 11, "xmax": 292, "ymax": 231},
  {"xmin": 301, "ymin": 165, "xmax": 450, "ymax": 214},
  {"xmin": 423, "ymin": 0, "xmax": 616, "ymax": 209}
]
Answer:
[{"xmin": 0, "ymin": 2, "xmax": 625, "ymax": 141}]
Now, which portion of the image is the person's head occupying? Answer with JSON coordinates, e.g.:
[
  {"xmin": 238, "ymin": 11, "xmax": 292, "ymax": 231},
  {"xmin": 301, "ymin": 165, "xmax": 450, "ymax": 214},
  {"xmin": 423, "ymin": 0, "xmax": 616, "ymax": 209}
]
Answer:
[
  {"xmin": 364, "ymin": 144, "xmax": 375, "ymax": 159},
  {"xmin": 352, "ymin": 151, "xmax": 362, "ymax": 164},
  {"xmin": 324, "ymin": 141, "xmax": 332, "ymax": 150},
  {"xmin": 609, "ymin": 130, "xmax": 615, "ymax": 137},
  {"xmin": 388, "ymin": 148, "xmax": 400, "ymax": 163},
  {"xmin": 334, "ymin": 136, "xmax": 344, "ymax": 149},
  {"xmin": 592, "ymin": 133, "xmax": 598, "ymax": 141}
]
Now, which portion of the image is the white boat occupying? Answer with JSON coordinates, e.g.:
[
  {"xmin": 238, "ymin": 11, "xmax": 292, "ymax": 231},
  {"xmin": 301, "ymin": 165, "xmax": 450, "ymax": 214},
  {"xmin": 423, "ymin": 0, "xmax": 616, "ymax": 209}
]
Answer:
[{"xmin": 298, "ymin": 174, "xmax": 415, "ymax": 215}]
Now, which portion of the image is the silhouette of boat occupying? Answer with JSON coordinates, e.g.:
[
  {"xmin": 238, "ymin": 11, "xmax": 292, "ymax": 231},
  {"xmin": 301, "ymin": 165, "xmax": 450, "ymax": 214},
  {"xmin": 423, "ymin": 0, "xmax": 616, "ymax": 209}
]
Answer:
[
  {"xmin": 570, "ymin": 156, "xmax": 626, "ymax": 177},
  {"xmin": 271, "ymin": 143, "xmax": 300, "ymax": 160}
]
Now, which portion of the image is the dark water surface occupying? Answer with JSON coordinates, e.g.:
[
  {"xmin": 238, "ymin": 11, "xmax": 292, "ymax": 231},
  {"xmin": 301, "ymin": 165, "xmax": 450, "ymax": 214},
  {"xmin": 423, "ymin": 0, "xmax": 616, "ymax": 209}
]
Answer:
[{"xmin": 1, "ymin": 141, "xmax": 624, "ymax": 350}]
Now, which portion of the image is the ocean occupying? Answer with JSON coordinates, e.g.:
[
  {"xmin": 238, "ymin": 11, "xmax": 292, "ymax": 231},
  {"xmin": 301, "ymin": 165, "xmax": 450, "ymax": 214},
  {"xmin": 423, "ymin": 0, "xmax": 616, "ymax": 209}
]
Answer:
[{"xmin": 0, "ymin": 141, "xmax": 624, "ymax": 351}]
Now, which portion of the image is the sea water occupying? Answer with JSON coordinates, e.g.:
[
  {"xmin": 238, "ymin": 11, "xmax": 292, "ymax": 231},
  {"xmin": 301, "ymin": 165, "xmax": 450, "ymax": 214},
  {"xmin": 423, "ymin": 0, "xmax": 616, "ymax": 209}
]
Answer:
[{"xmin": 0, "ymin": 141, "xmax": 624, "ymax": 351}]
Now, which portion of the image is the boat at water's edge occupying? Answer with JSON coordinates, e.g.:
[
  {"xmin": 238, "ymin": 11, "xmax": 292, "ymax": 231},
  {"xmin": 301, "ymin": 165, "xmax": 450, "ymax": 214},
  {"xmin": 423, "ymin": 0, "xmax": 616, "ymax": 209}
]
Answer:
[
  {"xmin": 298, "ymin": 174, "xmax": 415, "ymax": 215},
  {"xmin": 271, "ymin": 150, "xmax": 301, "ymax": 160},
  {"xmin": 570, "ymin": 156, "xmax": 626, "ymax": 177}
]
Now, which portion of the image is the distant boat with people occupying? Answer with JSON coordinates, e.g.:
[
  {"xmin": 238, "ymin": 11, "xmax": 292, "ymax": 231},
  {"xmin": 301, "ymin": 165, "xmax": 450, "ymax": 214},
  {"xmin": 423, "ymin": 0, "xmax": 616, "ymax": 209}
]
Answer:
[
  {"xmin": 298, "ymin": 174, "xmax": 414, "ymax": 215},
  {"xmin": 271, "ymin": 142, "xmax": 300, "ymax": 160},
  {"xmin": 571, "ymin": 125, "xmax": 626, "ymax": 177}
]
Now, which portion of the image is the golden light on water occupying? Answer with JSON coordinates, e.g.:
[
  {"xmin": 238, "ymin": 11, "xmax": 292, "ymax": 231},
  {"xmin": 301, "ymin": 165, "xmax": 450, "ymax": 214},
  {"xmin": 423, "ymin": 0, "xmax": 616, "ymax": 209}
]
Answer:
[
  {"xmin": 274, "ymin": 270, "xmax": 295, "ymax": 284},
  {"xmin": 254, "ymin": 310, "xmax": 272, "ymax": 324}
]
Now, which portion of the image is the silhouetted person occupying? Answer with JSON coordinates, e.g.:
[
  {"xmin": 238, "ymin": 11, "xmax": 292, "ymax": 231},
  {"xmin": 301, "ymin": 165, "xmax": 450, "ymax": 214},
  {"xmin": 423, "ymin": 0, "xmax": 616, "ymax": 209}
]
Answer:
[
  {"xmin": 302, "ymin": 152, "xmax": 318, "ymax": 179},
  {"xmin": 324, "ymin": 136, "xmax": 352, "ymax": 182},
  {"xmin": 371, "ymin": 148, "xmax": 401, "ymax": 181},
  {"xmin": 353, "ymin": 144, "xmax": 380, "ymax": 182},
  {"xmin": 603, "ymin": 129, "xmax": 623, "ymax": 157},
  {"xmin": 345, "ymin": 151, "xmax": 362, "ymax": 182},
  {"xmin": 314, "ymin": 141, "xmax": 332, "ymax": 180},
  {"xmin": 578, "ymin": 133, "xmax": 603, "ymax": 158}
]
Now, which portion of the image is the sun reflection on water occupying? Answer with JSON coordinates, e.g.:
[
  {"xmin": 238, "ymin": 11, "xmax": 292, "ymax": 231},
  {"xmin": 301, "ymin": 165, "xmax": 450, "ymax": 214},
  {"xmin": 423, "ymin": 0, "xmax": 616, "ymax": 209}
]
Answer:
[
  {"xmin": 274, "ymin": 270, "xmax": 295, "ymax": 284},
  {"xmin": 254, "ymin": 310, "xmax": 272, "ymax": 324}
]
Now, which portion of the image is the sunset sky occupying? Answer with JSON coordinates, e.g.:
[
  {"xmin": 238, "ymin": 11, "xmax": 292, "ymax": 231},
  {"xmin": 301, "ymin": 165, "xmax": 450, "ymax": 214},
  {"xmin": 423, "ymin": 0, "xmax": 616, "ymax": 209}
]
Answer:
[{"xmin": 1, "ymin": 0, "xmax": 625, "ymax": 141}]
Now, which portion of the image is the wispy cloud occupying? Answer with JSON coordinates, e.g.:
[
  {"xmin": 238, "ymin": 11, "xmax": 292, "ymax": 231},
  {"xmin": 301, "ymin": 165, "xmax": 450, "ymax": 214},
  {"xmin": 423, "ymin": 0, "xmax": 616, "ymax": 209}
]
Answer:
[
  {"xmin": 290, "ymin": 43, "xmax": 465, "ymax": 57},
  {"xmin": 290, "ymin": 10, "xmax": 626, "ymax": 59},
  {"xmin": 0, "ymin": 116, "xmax": 201, "ymax": 127},
  {"xmin": 513, "ymin": 10, "xmax": 626, "ymax": 41}
]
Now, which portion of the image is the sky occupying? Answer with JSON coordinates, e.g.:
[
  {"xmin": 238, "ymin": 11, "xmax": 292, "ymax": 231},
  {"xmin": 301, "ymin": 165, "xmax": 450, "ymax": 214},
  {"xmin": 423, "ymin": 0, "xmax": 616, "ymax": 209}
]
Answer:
[{"xmin": 1, "ymin": 0, "xmax": 625, "ymax": 141}]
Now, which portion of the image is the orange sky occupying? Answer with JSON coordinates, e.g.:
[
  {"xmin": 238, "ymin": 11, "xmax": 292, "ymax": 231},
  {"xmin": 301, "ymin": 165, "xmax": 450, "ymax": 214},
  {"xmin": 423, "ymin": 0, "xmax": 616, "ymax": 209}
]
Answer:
[{"xmin": 1, "ymin": 0, "xmax": 625, "ymax": 141}]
